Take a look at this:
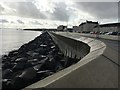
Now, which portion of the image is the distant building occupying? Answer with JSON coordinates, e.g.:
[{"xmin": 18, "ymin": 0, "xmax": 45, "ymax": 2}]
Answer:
[
  {"xmin": 93, "ymin": 23, "xmax": 120, "ymax": 32},
  {"xmin": 57, "ymin": 25, "xmax": 67, "ymax": 31},
  {"xmin": 79, "ymin": 21, "xmax": 98, "ymax": 32},
  {"xmin": 73, "ymin": 26, "xmax": 79, "ymax": 32},
  {"xmin": 67, "ymin": 28, "xmax": 73, "ymax": 32}
]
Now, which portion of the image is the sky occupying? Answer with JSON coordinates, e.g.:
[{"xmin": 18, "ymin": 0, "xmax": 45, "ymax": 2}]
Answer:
[{"xmin": 0, "ymin": 0, "xmax": 119, "ymax": 28}]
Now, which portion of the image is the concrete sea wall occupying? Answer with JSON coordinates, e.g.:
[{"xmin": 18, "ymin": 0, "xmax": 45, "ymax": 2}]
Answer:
[
  {"xmin": 49, "ymin": 32, "xmax": 90, "ymax": 60},
  {"xmin": 24, "ymin": 32, "xmax": 118, "ymax": 89}
]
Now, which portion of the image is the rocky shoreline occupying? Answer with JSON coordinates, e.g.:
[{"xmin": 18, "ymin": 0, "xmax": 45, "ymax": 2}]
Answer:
[{"xmin": 2, "ymin": 32, "xmax": 79, "ymax": 90}]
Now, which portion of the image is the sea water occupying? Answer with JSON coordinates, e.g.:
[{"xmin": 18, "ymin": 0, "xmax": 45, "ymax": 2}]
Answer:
[{"xmin": 0, "ymin": 28, "xmax": 42, "ymax": 56}]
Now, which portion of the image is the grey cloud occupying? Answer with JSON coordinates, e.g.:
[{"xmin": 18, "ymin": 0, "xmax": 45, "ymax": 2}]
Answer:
[
  {"xmin": 75, "ymin": 2, "xmax": 118, "ymax": 20},
  {"xmin": 30, "ymin": 21, "xmax": 42, "ymax": 25},
  {"xmin": 1, "ymin": 1, "xmax": 117, "ymax": 23},
  {"xmin": 1, "ymin": 2, "xmax": 70, "ymax": 22},
  {"xmin": 0, "ymin": 19, "xmax": 9, "ymax": 23},
  {"xmin": 50, "ymin": 2, "xmax": 70, "ymax": 21},
  {"xmin": 5, "ymin": 2, "xmax": 46, "ymax": 19},
  {"xmin": 11, "ymin": 21, "xmax": 15, "ymax": 23},
  {"xmin": 17, "ymin": 20, "xmax": 24, "ymax": 24},
  {"xmin": 0, "ymin": 4, "xmax": 5, "ymax": 14}
]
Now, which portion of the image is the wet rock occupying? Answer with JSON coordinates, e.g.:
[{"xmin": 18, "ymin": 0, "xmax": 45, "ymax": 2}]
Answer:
[
  {"xmin": 40, "ymin": 44, "xmax": 47, "ymax": 47},
  {"xmin": 10, "ymin": 76, "xmax": 26, "ymax": 89},
  {"xmin": 18, "ymin": 44, "xmax": 28, "ymax": 52},
  {"xmin": 37, "ymin": 55, "xmax": 46, "ymax": 60},
  {"xmin": 49, "ymin": 49, "xmax": 59, "ymax": 56},
  {"xmin": 54, "ymin": 62, "xmax": 63, "ymax": 72},
  {"xmin": 28, "ymin": 59, "xmax": 38, "ymax": 62},
  {"xmin": 2, "ymin": 55, "xmax": 8, "ymax": 60},
  {"xmin": 40, "ymin": 58, "xmax": 62, "ymax": 71},
  {"xmin": 24, "ymin": 61, "xmax": 33, "ymax": 68},
  {"xmin": 10, "ymin": 71, "xmax": 22, "ymax": 80},
  {"xmin": 2, "ymin": 62, "xmax": 12, "ymax": 70},
  {"xmin": 36, "ymin": 70, "xmax": 54, "ymax": 79},
  {"xmin": 50, "ymin": 45, "xmax": 55, "ymax": 49},
  {"xmin": 8, "ymin": 50, "xmax": 18, "ymax": 57},
  {"xmin": 6, "ymin": 80, "xmax": 14, "ymax": 89},
  {"xmin": 27, "ymin": 51, "xmax": 39, "ymax": 57},
  {"xmin": 28, "ymin": 59, "xmax": 39, "ymax": 66},
  {"xmin": 40, "ymin": 56, "xmax": 49, "ymax": 62},
  {"xmin": 10, "ymin": 56, "xmax": 19, "ymax": 62},
  {"xmin": 15, "ymin": 57, "xmax": 27, "ymax": 63},
  {"xmin": 60, "ymin": 57, "xmax": 69, "ymax": 67},
  {"xmin": 2, "ymin": 79, "xmax": 11, "ymax": 89},
  {"xmin": 19, "ymin": 67, "xmax": 37, "ymax": 80},
  {"xmin": 9, "ymin": 68, "xmax": 37, "ymax": 89},
  {"xmin": 3, "ymin": 69, "xmax": 13, "ymax": 79},
  {"xmin": 12, "ymin": 62, "xmax": 26, "ymax": 72},
  {"xmin": 2, "ymin": 55, "xmax": 11, "ymax": 63},
  {"xmin": 54, "ymin": 54, "xmax": 63, "ymax": 61},
  {"xmin": 33, "ymin": 64, "xmax": 43, "ymax": 71},
  {"xmin": 34, "ymin": 47, "xmax": 46, "ymax": 55},
  {"xmin": 63, "ymin": 57, "xmax": 78, "ymax": 68}
]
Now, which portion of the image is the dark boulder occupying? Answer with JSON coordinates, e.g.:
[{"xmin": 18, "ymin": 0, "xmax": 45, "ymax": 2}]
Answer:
[
  {"xmin": 26, "ymin": 51, "xmax": 41, "ymax": 59},
  {"xmin": 24, "ymin": 61, "xmax": 33, "ymax": 68},
  {"xmin": 10, "ymin": 76, "xmax": 26, "ymax": 89},
  {"xmin": 38, "ymin": 57, "xmax": 49, "ymax": 64},
  {"xmin": 50, "ymin": 45, "xmax": 55, "ymax": 49},
  {"xmin": 19, "ymin": 67, "xmax": 37, "ymax": 80},
  {"xmin": 54, "ymin": 62, "xmax": 63, "ymax": 72},
  {"xmin": 12, "ymin": 62, "xmax": 26, "ymax": 72},
  {"xmin": 18, "ymin": 44, "xmax": 28, "ymax": 52},
  {"xmin": 2, "ymin": 56, "xmax": 11, "ymax": 63},
  {"xmin": 48, "ymin": 48, "xmax": 59, "ymax": 56},
  {"xmin": 40, "ymin": 58, "xmax": 62, "ymax": 71},
  {"xmin": 28, "ymin": 59, "xmax": 39, "ymax": 66},
  {"xmin": 63, "ymin": 57, "xmax": 79, "ymax": 68},
  {"xmin": 15, "ymin": 57, "xmax": 27, "ymax": 63},
  {"xmin": 37, "ymin": 55, "xmax": 46, "ymax": 60},
  {"xmin": 9, "ymin": 67, "xmax": 37, "ymax": 89},
  {"xmin": 33, "ymin": 64, "xmax": 43, "ymax": 71},
  {"xmin": 2, "ymin": 69, "xmax": 13, "ymax": 79},
  {"xmin": 2, "ymin": 79, "xmax": 12, "ymax": 89},
  {"xmin": 54, "ymin": 54, "xmax": 63, "ymax": 61},
  {"xmin": 2, "ymin": 55, "xmax": 8, "ymax": 61},
  {"xmin": 34, "ymin": 47, "xmax": 46, "ymax": 55},
  {"xmin": 36, "ymin": 70, "xmax": 54, "ymax": 80},
  {"xmin": 2, "ymin": 62, "xmax": 12, "ymax": 70},
  {"xmin": 8, "ymin": 50, "xmax": 18, "ymax": 57}
]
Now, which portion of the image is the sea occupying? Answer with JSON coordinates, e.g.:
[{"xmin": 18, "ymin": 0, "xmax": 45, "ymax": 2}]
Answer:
[{"xmin": 0, "ymin": 28, "xmax": 42, "ymax": 56}]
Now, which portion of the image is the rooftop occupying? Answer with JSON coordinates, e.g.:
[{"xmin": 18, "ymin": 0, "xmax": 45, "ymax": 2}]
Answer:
[
  {"xmin": 79, "ymin": 21, "xmax": 98, "ymax": 26},
  {"xmin": 94, "ymin": 22, "xmax": 120, "ymax": 28}
]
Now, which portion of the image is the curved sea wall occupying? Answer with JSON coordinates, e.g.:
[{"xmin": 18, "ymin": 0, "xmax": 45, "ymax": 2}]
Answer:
[
  {"xmin": 25, "ymin": 32, "xmax": 118, "ymax": 89},
  {"xmin": 49, "ymin": 32, "xmax": 90, "ymax": 60}
]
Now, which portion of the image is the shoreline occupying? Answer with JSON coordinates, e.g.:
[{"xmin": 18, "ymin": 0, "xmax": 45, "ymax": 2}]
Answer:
[
  {"xmin": 1, "ymin": 29, "xmax": 42, "ymax": 56},
  {"xmin": 2, "ymin": 32, "xmax": 79, "ymax": 90}
]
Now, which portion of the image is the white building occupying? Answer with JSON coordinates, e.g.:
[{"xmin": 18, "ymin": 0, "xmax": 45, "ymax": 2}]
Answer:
[
  {"xmin": 79, "ymin": 21, "xmax": 98, "ymax": 33},
  {"xmin": 93, "ymin": 23, "xmax": 120, "ymax": 32},
  {"xmin": 57, "ymin": 25, "xmax": 67, "ymax": 31},
  {"xmin": 73, "ymin": 26, "xmax": 79, "ymax": 32}
]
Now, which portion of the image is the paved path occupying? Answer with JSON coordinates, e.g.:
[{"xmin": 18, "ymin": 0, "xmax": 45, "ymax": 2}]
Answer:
[{"xmin": 90, "ymin": 37, "xmax": 119, "ymax": 66}]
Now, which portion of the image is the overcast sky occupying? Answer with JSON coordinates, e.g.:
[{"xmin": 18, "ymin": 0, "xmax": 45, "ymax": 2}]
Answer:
[{"xmin": 0, "ymin": 0, "xmax": 119, "ymax": 28}]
